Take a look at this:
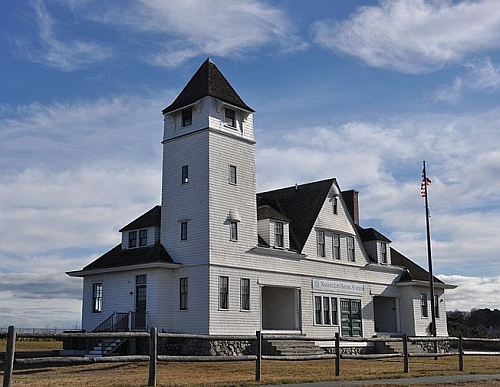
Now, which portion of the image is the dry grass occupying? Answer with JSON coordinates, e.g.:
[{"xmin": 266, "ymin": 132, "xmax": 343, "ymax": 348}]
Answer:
[
  {"xmin": 0, "ymin": 339, "xmax": 63, "ymax": 352},
  {"xmin": 2, "ymin": 356, "xmax": 500, "ymax": 387}
]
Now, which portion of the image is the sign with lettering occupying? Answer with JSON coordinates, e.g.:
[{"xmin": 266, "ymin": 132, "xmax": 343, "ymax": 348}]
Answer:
[{"xmin": 312, "ymin": 278, "xmax": 364, "ymax": 295}]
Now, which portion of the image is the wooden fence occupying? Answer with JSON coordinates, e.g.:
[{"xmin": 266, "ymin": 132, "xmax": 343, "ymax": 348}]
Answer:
[{"xmin": 2, "ymin": 326, "xmax": 500, "ymax": 387}]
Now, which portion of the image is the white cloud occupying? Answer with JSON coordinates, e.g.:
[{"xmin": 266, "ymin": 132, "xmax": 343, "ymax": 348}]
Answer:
[
  {"xmin": 438, "ymin": 275, "xmax": 500, "ymax": 311},
  {"xmin": 313, "ymin": 0, "xmax": 500, "ymax": 74},
  {"xmin": 63, "ymin": 0, "xmax": 307, "ymax": 67},
  {"xmin": 465, "ymin": 56, "xmax": 500, "ymax": 91},
  {"xmin": 12, "ymin": 0, "xmax": 111, "ymax": 71},
  {"xmin": 434, "ymin": 77, "xmax": 463, "ymax": 103}
]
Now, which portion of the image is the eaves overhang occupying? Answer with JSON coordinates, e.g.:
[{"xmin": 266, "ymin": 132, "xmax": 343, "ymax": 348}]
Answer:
[
  {"xmin": 396, "ymin": 280, "xmax": 457, "ymax": 290},
  {"xmin": 251, "ymin": 246, "xmax": 306, "ymax": 260},
  {"xmin": 66, "ymin": 261, "xmax": 182, "ymax": 277}
]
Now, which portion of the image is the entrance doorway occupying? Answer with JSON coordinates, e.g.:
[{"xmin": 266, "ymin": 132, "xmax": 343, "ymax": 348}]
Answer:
[
  {"xmin": 373, "ymin": 296, "xmax": 398, "ymax": 333},
  {"xmin": 134, "ymin": 274, "xmax": 147, "ymax": 330},
  {"xmin": 340, "ymin": 298, "xmax": 362, "ymax": 337},
  {"xmin": 261, "ymin": 286, "xmax": 301, "ymax": 331}
]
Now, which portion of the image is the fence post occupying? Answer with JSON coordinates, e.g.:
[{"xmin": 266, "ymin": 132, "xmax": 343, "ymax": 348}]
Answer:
[
  {"xmin": 148, "ymin": 327, "xmax": 157, "ymax": 387},
  {"xmin": 458, "ymin": 334, "xmax": 464, "ymax": 372},
  {"xmin": 3, "ymin": 326, "xmax": 16, "ymax": 387},
  {"xmin": 335, "ymin": 332, "xmax": 340, "ymax": 376},
  {"xmin": 402, "ymin": 334, "xmax": 409, "ymax": 373},
  {"xmin": 255, "ymin": 330, "xmax": 262, "ymax": 382}
]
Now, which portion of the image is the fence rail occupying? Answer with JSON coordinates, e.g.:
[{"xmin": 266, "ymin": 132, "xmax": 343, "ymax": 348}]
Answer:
[{"xmin": 2, "ymin": 326, "xmax": 500, "ymax": 387}]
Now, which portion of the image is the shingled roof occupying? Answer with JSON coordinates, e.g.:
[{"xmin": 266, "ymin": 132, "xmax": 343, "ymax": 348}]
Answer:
[
  {"xmin": 257, "ymin": 179, "xmax": 335, "ymax": 252},
  {"xmin": 162, "ymin": 59, "xmax": 254, "ymax": 114},
  {"xmin": 81, "ymin": 242, "xmax": 175, "ymax": 272},
  {"xmin": 119, "ymin": 205, "xmax": 161, "ymax": 232},
  {"xmin": 391, "ymin": 248, "xmax": 443, "ymax": 284}
]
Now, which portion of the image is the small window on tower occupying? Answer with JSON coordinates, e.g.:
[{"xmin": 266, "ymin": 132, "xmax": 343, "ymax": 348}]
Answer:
[
  {"xmin": 182, "ymin": 107, "xmax": 192, "ymax": 127},
  {"xmin": 229, "ymin": 165, "xmax": 237, "ymax": 185},
  {"xmin": 182, "ymin": 165, "xmax": 189, "ymax": 184},
  {"xmin": 225, "ymin": 108, "xmax": 236, "ymax": 128}
]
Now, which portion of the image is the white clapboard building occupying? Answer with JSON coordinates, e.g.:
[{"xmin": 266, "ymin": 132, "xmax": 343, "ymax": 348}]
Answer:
[{"xmin": 68, "ymin": 59, "xmax": 455, "ymax": 339}]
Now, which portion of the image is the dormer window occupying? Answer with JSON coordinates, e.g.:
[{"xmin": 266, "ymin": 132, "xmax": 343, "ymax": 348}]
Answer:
[
  {"xmin": 380, "ymin": 242, "xmax": 387, "ymax": 264},
  {"xmin": 224, "ymin": 107, "xmax": 236, "ymax": 128},
  {"xmin": 128, "ymin": 231, "xmax": 137, "ymax": 248},
  {"xmin": 182, "ymin": 107, "xmax": 192, "ymax": 127},
  {"xmin": 139, "ymin": 229, "xmax": 148, "ymax": 246},
  {"xmin": 275, "ymin": 221, "xmax": 284, "ymax": 248}
]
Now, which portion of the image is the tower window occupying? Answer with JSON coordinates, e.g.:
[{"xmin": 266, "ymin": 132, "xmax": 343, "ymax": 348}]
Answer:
[
  {"xmin": 230, "ymin": 221, "xmax": 238, "ymax": 241},
  {"xmin": 224, "ymin": 108, "xmax": 236, "ymax": 128},
  {"xmin": 229, "ymin": 165, "xmax": 237, "ymax": 185},
  {"xmin": 180, "ymin": 222, "xmax": 188, "ymax": 240},
  {"xmin": 182, "ymin": 107, "xmax": 192, "ymax": 127},
  {"xmin": 182, "ymin": 165, "xmax": 189, "ymax": 184}
]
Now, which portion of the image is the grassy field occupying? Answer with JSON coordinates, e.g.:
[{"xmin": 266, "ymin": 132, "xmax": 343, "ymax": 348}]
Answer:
[{"xmin": 2, "ymin": 340, "xmax": 500, "ymax": 386}]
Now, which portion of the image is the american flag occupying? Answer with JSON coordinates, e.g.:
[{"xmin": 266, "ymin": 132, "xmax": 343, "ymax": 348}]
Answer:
[{"xmin": 421, "ymin": 171, "xmax": 431, "ymax": 198}]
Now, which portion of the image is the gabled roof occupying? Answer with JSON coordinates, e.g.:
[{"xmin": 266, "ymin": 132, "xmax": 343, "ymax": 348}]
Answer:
[
  {"xmin": 162, "ymin": 58, "xmax": 254, "ymax": 114},
  {"xmin": 257, "ymin": 204, "xmax": 290, "ymax": 222},
  {"xmin": 257, "ymin": 178, "xmax": 335, "ymax": 252},
  {"xmin": 81, "ymin": 242, "xmax": 175, "ymax": 272},
  {"xmin": 357, "ymin": 226, "xmax": 392, "ymax": 243},
  {"xmin": 119, "ymin": 205, "xmax": 161, "ymax": 232},
  {"xmin": 391, "ymin": 248, "xmax": 443, "ymax": 284}
]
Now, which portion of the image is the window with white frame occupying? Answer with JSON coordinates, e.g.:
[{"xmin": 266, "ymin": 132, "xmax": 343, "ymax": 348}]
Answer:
[
  {"xmin": 314, "ymin": 296, "xmax": 338, "ymax": 325},
  {"xmin": 128, "ymin": 231, "xmax": 137, "ymax": 248},
  {"xmin": 380, "ymin": 242, "xmax": 387, "ymax": 263},
  {"xmin": 317, "ymin": 230, "xmax": 325, "ymax": 257},
  {"xmin": 219, "ymin": 276, "xmax": 229, "ymax": 309},
  {"xmin": 224, "ymin": 107, "xmax": 236, "ymax": 127},
  {"xmin": 240, "ymin": 278, "xmax": 250, "ymax": 311},
  {"xmin": 181, "ymin": 165, "xmax": 189, "ymax": 184},
  {"xmin": 275, "ymin": 221, "xmax": 284, "ymax": 248},
  {"xmin": 182, "ymin": 107, "xmax": 192, "ymax": 127},
  {"xmin": 434, "ymin": 295, "xmax": 440, "ymax": 318},
  {"xmin": 180, "ymin": 222, "xmax": 188, "ymax": 241},
  {"xmin": 139, "ymin": 229, "xmax": 148, "ymax": 246},
  {"xmin": 229, "ymin": 165, "xmax": 237, "ymax": 185},
  {"xmin": 333, "ymin": 196, "xmax": 338, "ymax": 215},
  {"xmin": 230, "ymin": 221, "xmax": 238, "ymax": 241},
  {"xmin": 179, "ymin": 278, "xmax": 188, "ymax": 310},
  {"xmin": 347, "ymin": 236, "xmax": 355, "ymax": 262},
  {"xmin": 333, "ymin": 233, "xmax": 340, "ymax": 259},
  {"xmin": 420, "ymin": 293, "xmax": 428, "ymax": 317},
  {"xmin": 92, "ymin": 283, "xmax": 102, "ymax": 313}
]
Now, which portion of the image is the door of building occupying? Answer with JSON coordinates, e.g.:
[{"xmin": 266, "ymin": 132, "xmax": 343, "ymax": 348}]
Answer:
[
  {"xmin": 340, "ymin": 298, "xmax": 362, "ymax": 337},
  {"xmin": 134, "ymin": 274, "xmax": 147, "ymax": 330}
]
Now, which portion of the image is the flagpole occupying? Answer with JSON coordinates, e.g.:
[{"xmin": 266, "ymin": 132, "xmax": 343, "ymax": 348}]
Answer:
[{"xmin": 422, "ymin": 161, "xmax": 437, "ymax": 340}]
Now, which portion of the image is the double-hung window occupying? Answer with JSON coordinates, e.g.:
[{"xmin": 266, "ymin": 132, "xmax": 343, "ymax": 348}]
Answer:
[
  {"xmin": 219, "ymin": 276, "xmax": 229, "ymax": 309},
  {"xmin": 128, "ymin": 231, "xmax": 137, "ymax": 248},
  {"xmin": 92, "ymin": 283, "xmax": 103, "ymax": 313},
  {"xmin": 182, "ymin": 107, "xmax": 192, "ymax": 127},
  {"xmin": 421, "ymin": 293, "xmax": 428, "ymax": 318},
  {"xmin": 333, "ymin": 234, "xmax": 340, "ymax": 259},
  {"xmin": 347, "ymin": 236, "xmax": 355, "ymax": 262},
  {"xmin": 380, "ymin": 242, "xmax": 387, "ymax": 263},
  {"xmin": 240, "ymin": 278, "xmax": 250, "ymax": 311},
  {"xmin": 434, "ymin": 295, "xmax": 440, "ymax": 318},
  {"xmin": 333, "ymin": 196, "xmax": 338, "ymax": 215},
  {"xmin": 275, "ymin": 221, "xmax": 284, "ymax": 248},
  {"xmin": 317, "ymin": 230, "xmax": 325, "ymax": 257},
  {"xmin": 139, "ymin": 229, "xmax": 148, "ymax": 246},
  {"xmin": 314, "ymin": 296, "xmax": 338, "ymax": 325},
  {"xmin": 179, "ymin": 278, "xmax": 188, "ymax": 310}
]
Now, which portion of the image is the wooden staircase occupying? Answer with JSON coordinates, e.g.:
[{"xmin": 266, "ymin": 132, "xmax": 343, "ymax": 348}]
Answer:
[{"xmin": 85, "ymin": 338, "xmax": 126, "ymax": 358}]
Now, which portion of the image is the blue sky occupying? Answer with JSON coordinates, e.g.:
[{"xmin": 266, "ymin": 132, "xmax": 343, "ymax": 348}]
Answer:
[{"xmin": 2, "ymin": 0, "xmax": 500, "ymax": 329}]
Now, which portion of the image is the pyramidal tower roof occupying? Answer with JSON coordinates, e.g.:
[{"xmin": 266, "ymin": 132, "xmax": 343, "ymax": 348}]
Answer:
[{"xmin": 162, "ymin": 58, "xmax": 254, "ymax": 114}]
